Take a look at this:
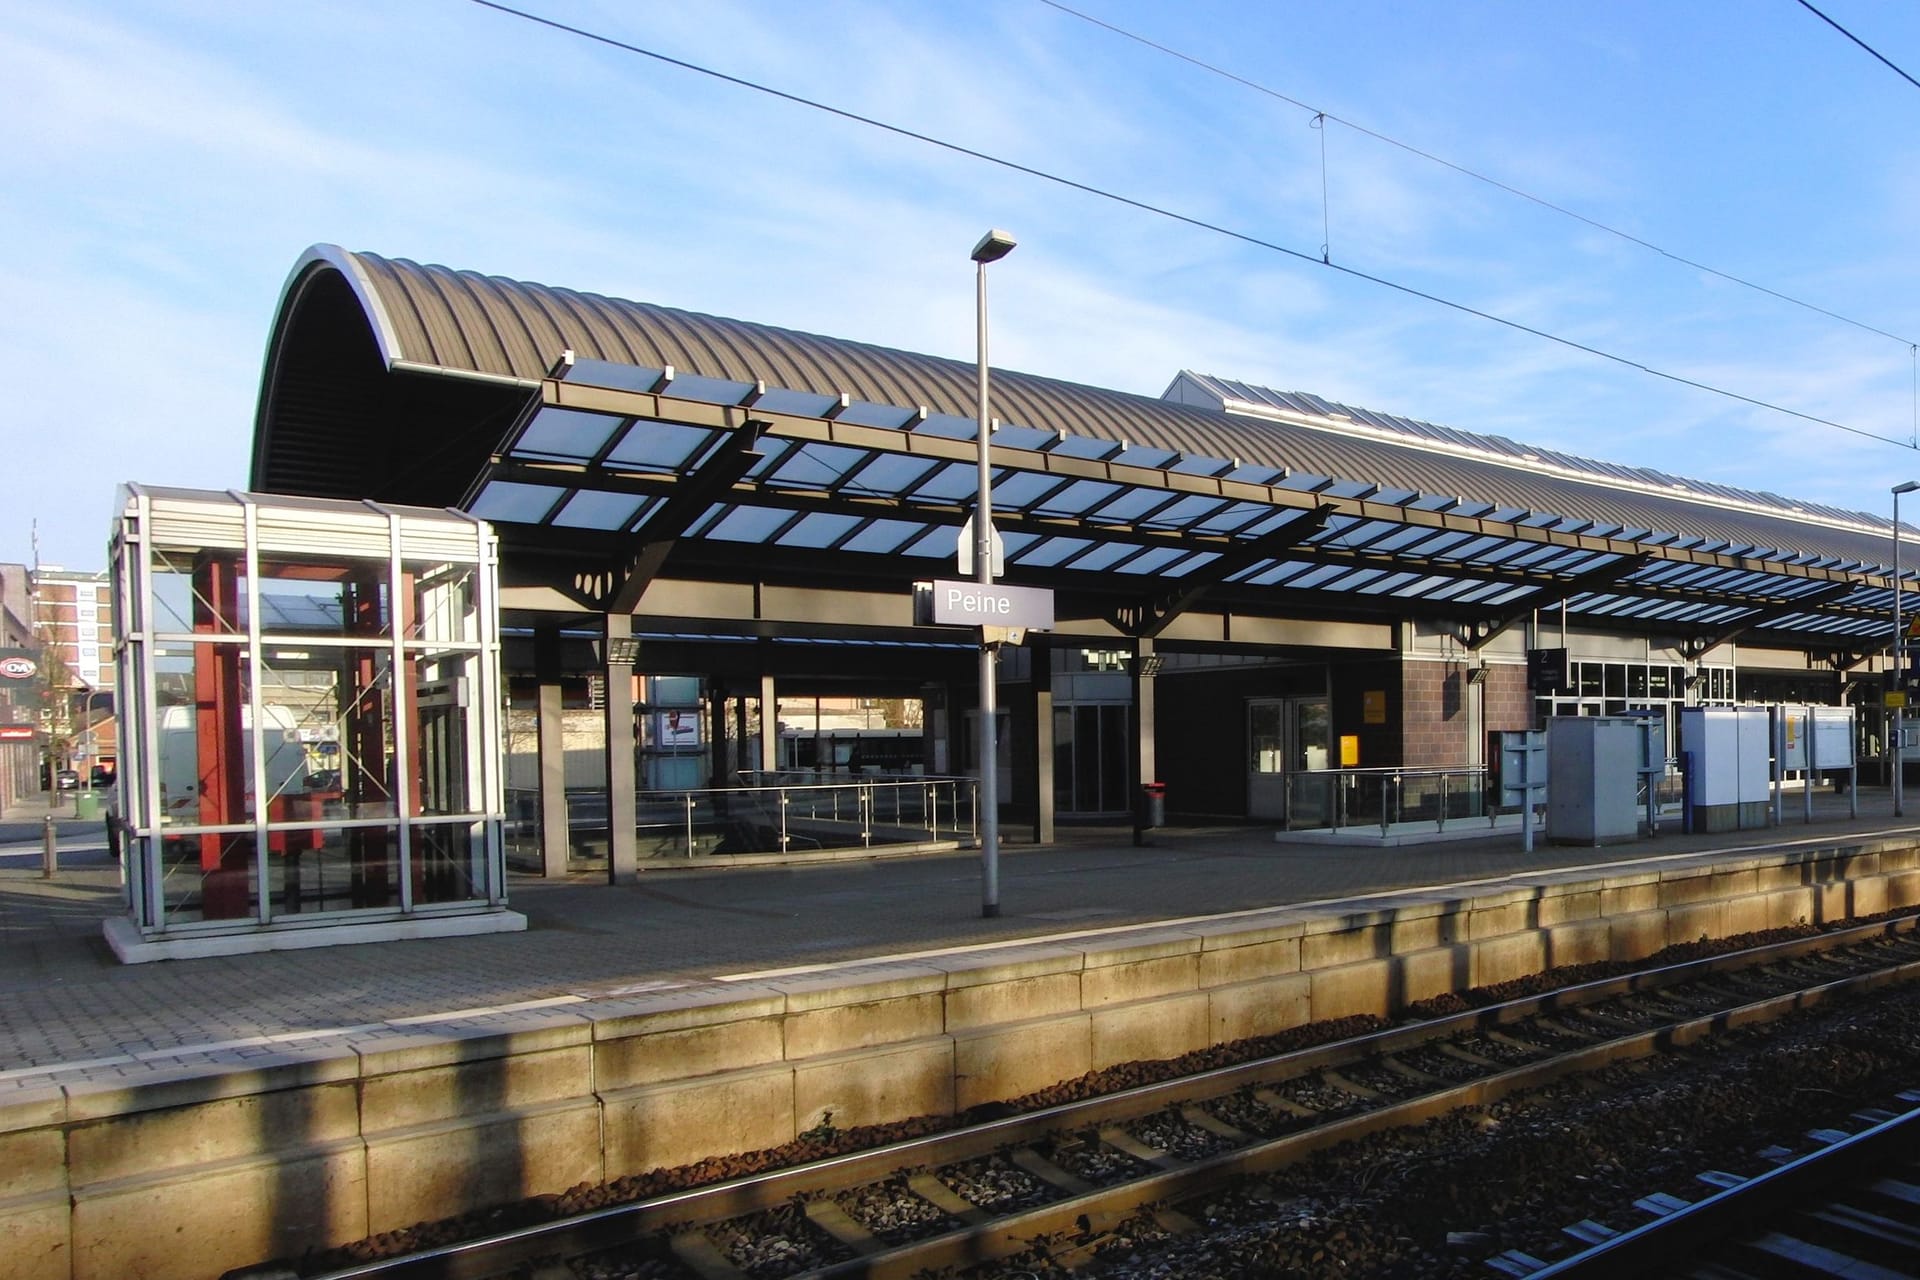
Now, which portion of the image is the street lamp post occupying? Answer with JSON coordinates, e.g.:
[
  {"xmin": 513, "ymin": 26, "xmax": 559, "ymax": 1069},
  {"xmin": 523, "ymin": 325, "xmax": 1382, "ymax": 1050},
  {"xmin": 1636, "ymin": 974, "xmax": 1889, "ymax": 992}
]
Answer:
[
  {"xmin": 1894, "ymin": 481, "xmax": 1919, "ymax": 817},
  {"xmin": 971, "ymin": 229, "xmax": 1015, "ymax": 918}
]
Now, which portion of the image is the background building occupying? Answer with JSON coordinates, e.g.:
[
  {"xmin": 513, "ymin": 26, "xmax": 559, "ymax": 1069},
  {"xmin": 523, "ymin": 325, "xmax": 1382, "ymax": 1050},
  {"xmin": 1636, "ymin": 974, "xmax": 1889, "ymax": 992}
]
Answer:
[
  {"xmin": 31, "ymin": 566, "xmax": 117, "ymax": 786},
  {"xmin": 0, "ymin": 563, "xmax": 39, "ymax": 808}
]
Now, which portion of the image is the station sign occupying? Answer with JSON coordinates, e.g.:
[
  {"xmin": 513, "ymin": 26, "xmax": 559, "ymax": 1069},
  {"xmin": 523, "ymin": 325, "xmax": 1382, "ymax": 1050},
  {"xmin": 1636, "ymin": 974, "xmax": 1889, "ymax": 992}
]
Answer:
[
  {"xmin": 0, "ymin": 725, "xmax": 35, "ymax": 741},
  {"xmin": 1526, "ymin": 647, "xmax": 1569, "ymax": 694},
  {"xmin": 916, "ymin": 579, "xmax": 1055, "ymax": 631}
]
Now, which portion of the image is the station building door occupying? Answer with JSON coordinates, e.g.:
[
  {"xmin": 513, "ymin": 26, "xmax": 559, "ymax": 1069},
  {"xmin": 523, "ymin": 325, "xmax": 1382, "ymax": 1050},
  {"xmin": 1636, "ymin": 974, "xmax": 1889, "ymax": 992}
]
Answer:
[
  {"xmin": 1248, "ymin": 696, "xmax": 1331, "ymax": 824},
  {"xmin": 1053, "ymin": 702, "xmax": 1132, "ymax": 818}
]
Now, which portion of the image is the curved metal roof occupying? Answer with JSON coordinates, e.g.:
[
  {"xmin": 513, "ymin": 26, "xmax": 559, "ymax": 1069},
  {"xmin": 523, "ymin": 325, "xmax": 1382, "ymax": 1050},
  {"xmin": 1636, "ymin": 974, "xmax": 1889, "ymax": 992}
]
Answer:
[{"xmin": 265, "ymin": 245, "xmax": 1900, "ymax": 576}]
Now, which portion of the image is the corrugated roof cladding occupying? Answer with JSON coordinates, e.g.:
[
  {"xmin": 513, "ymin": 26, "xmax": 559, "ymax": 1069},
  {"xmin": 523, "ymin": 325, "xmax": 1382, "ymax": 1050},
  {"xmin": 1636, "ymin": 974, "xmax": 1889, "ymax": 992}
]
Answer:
[{"xmin": 295, "ymin": 246, "xmax": 1896, "ymax": 571}]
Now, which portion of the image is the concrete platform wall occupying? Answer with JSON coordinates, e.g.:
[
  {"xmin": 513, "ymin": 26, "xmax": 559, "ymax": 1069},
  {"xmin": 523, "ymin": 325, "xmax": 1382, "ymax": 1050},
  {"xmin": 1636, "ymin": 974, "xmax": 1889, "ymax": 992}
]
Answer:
[{"xmin": 7, "ymin": 839, "xmax": 1919, "ymax": 1280}]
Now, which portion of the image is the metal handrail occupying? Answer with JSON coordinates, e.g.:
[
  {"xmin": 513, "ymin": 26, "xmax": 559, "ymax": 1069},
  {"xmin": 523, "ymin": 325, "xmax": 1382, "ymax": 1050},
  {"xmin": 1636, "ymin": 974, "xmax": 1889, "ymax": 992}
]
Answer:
[{"xmin": 507, "ymin": 775, "xmax": 979, "ymax": 864}]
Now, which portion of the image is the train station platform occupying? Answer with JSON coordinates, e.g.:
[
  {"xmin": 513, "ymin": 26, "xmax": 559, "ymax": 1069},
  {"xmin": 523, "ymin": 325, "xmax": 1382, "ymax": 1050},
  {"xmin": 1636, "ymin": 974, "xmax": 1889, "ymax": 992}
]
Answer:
[
  {"xmin": 1, "ymin": 786, "xmax": 1913, "ymax": 1083},
  {"xmin": 7, "ymin": 785, "xmax": 1920, "ymax": 1280}
]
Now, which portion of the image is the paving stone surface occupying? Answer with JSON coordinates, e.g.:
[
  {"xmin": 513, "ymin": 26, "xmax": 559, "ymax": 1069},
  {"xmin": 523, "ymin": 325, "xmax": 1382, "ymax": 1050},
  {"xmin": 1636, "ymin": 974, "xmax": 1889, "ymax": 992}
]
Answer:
[{"xmin": 3, "ymin": 790, "xmax": 1914, "ymax": 1087}]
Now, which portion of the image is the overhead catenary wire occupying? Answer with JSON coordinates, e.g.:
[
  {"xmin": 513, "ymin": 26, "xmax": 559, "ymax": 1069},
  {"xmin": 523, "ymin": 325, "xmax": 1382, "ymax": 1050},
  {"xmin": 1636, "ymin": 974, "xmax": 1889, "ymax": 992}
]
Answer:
[
  {"xmin": 1038, "ymin": 0, "xmax": 1919, "ymax": 351},
  {"xmin": 1796, "ymin": 0, "xmax": 1920, "ymax": 94},
  {"xmin": 465, "ymin": 0, "xmax": 1913, "ymax": 451}
]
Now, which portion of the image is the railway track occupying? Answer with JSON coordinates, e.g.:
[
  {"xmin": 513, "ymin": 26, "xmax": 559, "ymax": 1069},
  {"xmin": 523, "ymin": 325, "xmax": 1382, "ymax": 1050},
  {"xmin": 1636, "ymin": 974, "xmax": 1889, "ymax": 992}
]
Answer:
[
  {"xmin": 298, "ymin": 913, "xmax": 1920, "ymax": 1280},
  {"xmin": 1522, "ymin": 1094, "xmax": 1920, "ymax": 1278}
]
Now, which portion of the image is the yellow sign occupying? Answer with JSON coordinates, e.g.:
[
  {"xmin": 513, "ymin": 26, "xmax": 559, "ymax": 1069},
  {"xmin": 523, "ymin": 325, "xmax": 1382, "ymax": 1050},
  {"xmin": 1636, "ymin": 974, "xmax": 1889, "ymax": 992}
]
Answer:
[
  {"xmin": 1339, "ymin": 735, "xmax": 1360, "ymax": 767},
  {"xmin": 1363, "ymin": 690, "xmax": 1386, "ymax": 724},
  {"xmin": 1891, "ymin": 691, "xmax": 1909, "ymax": 709}
]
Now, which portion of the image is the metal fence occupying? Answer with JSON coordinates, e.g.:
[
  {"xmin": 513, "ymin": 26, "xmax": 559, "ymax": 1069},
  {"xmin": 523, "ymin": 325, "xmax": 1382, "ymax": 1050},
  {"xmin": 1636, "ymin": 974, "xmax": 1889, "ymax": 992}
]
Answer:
[
  {"xmin": 507, "ymin": 773, "xmax": 977, "ymax": 868},
  {"xmin": 1277, "ymin": 761, "xmax": 1685, "ymax": 836}
]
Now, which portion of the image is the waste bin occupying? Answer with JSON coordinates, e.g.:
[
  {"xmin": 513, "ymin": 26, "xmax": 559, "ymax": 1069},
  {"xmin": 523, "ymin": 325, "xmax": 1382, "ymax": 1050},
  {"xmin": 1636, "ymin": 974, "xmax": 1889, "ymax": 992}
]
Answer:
[
  {"xmin": 73, "ymin": 789, "xmax": 102, "ymax": 820},
  {"xmin": 1141, "ymin": 782, "xmax": 1167, "ymax": 828}
]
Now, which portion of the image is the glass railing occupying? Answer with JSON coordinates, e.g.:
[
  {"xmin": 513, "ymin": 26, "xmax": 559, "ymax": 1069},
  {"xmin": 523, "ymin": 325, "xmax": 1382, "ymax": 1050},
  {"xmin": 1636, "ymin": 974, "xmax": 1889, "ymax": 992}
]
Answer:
[{"xmin": 506, "ymin": 774, "xmax": 978, "ymax": 868}]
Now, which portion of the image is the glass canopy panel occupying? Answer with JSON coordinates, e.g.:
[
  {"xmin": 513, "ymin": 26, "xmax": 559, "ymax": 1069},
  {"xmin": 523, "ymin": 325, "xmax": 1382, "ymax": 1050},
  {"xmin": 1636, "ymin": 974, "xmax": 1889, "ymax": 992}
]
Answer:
[
  {"xmin": 1362, "ymin": 525, "xmax": 1450, "ymax": 555},
  {"xmin": 916, "ymin": 413, "xmax": 979, "ymax": 440},
  {"xmin": 1142, "ymin": 494, "xmax": 1230, "ymax": 529},
  {"xmin": 560, "ymin": 358, "xmax": 666, "ymax": 393},
  {"xmin": 1110, "ymin": 445, "xmax": 1179, "ymax": 468},
  {"xmin": 1312, "ymin": 519, "xmax": 1397, "ymax": 549},
  {"xmin": 469, "ymin": 482, "xmax": 564, "ymax": 525},
  {"xmin": 604, "ymin": 422, "xmax": 714, "ymax": 472},
  {"xmin": 1285, "ymin": 564, "xmax": 1351, "ymax": 591},
  {"xmin": 1032, "ymin": 479, "xmax": 1122, "ymax": 516},
  {"xmin": 1164, "ymin": 551, "xmax": 1220, "ymax": 577},
  {"xmin": 776, "ymin": 512, "xmax": 863, "ymax": 549},
  {"xmin": 768, "ymin": 443, "xmax": 868, "ymax": 489},
  {"xmin": 1320, "ymin": 567, "xmax": 1387, "ymax": 591},
  {"xmin": 513, "ymin": 407, "xmax": 623, "ymax": 460},
  {"xmin": 1014, "ymin": 536, "xmax": 1095, "ymax": 568},
  {"xmin": 552, "ymin": 490, "xmax": 647, "ymax": 531},
  {"xmin": 1399, "ymin": 529, "xmax": 1477, "ymax": 557},
  {"xmin": 1191, "ymin": 502, "xmax": 1270, "ymax": 535},
  {"xmin": 1088, "ymin": 487, "xmax": 1178, "ymax": 522},
  {"xmin": 992, "ymin": 471, "xmax": 1070, "ymax": 509},
  {"xmin": 910, "ymin": 462, "xmax": 984, "ymax": 503},
  {"xmin": 835, "ymin": 400, "xmax": 920, "ymax": 429},
  {"xmin": 1225, "ymin": 464, "xmax": 1286, "ymax": 485},
  {"xmin": 991, "ymin": 424, "xmax": 1057, "ymax": 450},
  {"xmin": 1065, "ymin": 541, "xmax": 1148, "ymax": 573},
  {"xmin": 905, "ymin": 526, "xmax": 963, "ymax": 558},
  {"xmin": 1417, "ymin": 578, "xmax": 1482, "ymax": 601},
  {"xmin": 1242, "ymin": 560, "xmax": 1309, "ymax": 587},
  {"xmin": 750, "ymin": 387, "xmax": 843, "ymax": 417},
  {"xmin": 1356, "ymin": 571, "xmax": 1422, "ymax": 595},
  {"xmin": 1046, "ymin": 435, "xmax": 1126, "ymax": 461},
  {"xmin": 1000, "ymin": 530, "xmax": 1041, "ymax": 559},
  {"xmin": 703, "ymin": 506, "xmax": 797, "ymax": 544},
  {"xmin": 842, "ymin": 453, "xmax": 940, "ymax": 495},
  {"xmin": 1170, "ymin": 455, "xmax": 1235, "ymax": 476},
  {"xmin": 1239, "ymin": 510, "xmax": 1311, "ymax": 539},
  {"xmin": 662, "ymin": 373, "xmax": 755, "ymax": 404},
  {"xmin": 843, "ymin": 519, "xmax": 931, "ymax": 554},
  {"xmin": 1466, "ymin": 541, "xmax": 1538, "ymax": 567},
  {"xmin": 1113, "ymin": 546, "xmax": 1187, "ymax": 575}
]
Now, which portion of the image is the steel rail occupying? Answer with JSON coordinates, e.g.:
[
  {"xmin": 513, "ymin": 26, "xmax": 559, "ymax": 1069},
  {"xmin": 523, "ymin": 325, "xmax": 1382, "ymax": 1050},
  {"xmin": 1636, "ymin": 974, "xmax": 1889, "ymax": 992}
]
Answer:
[{"xmin": 1524, "ymin": 1099, "xmax": 1920, "ymax": 1278}]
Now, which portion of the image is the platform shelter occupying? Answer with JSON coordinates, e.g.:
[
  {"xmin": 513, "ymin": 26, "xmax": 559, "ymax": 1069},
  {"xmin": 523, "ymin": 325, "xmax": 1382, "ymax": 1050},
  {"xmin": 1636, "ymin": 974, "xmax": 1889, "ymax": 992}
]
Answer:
[{"xmin": 244, "ymin": 245, "xmax": 1912, "ymax": 880}]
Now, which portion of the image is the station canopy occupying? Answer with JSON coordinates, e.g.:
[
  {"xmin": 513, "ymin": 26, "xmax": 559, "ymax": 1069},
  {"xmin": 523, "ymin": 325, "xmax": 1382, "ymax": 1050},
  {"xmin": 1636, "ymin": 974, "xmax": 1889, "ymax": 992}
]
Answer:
[{"xmin": 252, "ymin": 246, "xmax": 1909, "ymax": 660}]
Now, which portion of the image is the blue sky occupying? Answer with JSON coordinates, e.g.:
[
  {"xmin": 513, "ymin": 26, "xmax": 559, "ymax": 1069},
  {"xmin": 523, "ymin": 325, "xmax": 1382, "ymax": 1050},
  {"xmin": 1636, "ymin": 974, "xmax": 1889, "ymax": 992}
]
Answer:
[{"xmin": 7, "ymin": 0, "xmax": 1920, "ymax": 570}]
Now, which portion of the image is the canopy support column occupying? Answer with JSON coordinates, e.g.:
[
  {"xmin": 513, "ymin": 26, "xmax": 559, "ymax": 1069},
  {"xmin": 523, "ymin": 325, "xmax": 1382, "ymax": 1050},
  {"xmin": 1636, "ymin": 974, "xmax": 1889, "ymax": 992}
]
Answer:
[
  {"xmin": 535, "ymin": 628, "xmax": 569, "ymax": 878},
  {"xmin": 604, "ymin": 613, "xmax": 638, "ymax": 884}
]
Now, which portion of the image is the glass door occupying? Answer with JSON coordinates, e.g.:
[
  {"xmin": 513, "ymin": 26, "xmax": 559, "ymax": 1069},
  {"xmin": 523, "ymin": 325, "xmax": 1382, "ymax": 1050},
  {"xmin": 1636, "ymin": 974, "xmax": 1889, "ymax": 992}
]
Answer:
[
  {"xmin": 1249, "ymin": 696, "xmax": 1332, "ymax": 824},
  {"xmin": 1053, "ymin": 703, "xmax": 1131, "ymax": 816}
]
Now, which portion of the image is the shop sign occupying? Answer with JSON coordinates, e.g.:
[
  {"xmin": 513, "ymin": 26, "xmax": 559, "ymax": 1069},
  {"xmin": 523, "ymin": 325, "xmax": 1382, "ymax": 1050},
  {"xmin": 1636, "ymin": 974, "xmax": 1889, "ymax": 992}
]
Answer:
[
  {"xmin": 0, "ymin": 725, "xmax": 34, "ymax": 741},
  {"xmin": 0, "ymin": 655, "xmax": 36, "ymax": 680}
]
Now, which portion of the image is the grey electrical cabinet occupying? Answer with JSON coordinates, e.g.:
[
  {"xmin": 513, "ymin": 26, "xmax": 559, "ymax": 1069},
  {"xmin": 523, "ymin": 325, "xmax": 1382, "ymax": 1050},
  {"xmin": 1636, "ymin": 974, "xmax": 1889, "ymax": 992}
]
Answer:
[{"xmin": 1546, "ymin": 716, "xmax": 1643, "ymax": 845}]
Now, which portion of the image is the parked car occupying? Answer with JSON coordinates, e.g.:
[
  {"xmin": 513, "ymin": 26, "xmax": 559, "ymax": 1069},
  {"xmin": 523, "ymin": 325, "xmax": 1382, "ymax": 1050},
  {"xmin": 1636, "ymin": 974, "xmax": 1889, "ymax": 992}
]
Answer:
[{"xmin": 54, "ymin": 769, "xmax": 80, "ymax": 790}]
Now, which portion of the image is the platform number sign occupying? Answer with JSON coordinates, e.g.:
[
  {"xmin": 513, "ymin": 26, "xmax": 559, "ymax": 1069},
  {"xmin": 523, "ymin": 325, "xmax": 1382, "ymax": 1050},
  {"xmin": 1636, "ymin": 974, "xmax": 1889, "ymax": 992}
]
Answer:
[{"xmin": 1526, "ymin": 647, "xmax": 1570, "ymax": 694}]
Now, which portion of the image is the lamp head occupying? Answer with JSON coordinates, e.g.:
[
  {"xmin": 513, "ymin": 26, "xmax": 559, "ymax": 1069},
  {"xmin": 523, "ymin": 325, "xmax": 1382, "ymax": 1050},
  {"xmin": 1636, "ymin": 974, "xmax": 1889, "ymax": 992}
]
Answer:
[
  {"xmin": 971, "ymin": 229, "xmax": 1017, "ymax": 264},
  {"xmin": 1896, "ymin": 481, "xmax": 1920, "ymax": 496}
]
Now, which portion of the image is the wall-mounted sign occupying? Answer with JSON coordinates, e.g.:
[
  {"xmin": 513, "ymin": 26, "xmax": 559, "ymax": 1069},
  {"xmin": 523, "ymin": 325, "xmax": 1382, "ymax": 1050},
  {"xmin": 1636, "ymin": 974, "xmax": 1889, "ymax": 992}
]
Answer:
[
  {"xmin": 1363, "ymin": 690, "xmax": 1387, "ymax": 725},
  {"xmin": 1527, "ymin": 647, "xmax": 1570, "ymax": 694},
  {"xmin": 0, "ymin": 725, "xmax": 35, "ymax": 741},
  {"xmin": 0, "ymin": 655, "xmax": 36, "ymax": 680}
]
